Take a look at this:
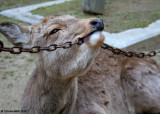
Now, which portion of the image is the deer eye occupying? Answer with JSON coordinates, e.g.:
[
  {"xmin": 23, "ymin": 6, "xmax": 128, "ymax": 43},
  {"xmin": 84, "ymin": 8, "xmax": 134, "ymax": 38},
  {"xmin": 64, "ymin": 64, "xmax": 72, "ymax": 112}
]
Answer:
[{"xmin": 49, "ymin": 29, "xmax": 61, "ymax": 35}]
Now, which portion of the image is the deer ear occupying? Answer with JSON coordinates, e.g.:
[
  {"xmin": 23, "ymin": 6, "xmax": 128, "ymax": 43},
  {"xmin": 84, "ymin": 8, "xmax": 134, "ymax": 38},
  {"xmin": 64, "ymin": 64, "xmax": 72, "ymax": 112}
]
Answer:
[{"xmin": 0, "ymin": 22, "xmax": 32, "ymax": 47}]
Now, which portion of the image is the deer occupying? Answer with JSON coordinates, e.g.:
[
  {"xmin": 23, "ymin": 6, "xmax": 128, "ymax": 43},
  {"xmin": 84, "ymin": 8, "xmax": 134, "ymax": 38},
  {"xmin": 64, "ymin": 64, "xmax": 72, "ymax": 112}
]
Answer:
[{"xmin": 0, "ymin": 15, "xmax": 160, "ymax": 114}]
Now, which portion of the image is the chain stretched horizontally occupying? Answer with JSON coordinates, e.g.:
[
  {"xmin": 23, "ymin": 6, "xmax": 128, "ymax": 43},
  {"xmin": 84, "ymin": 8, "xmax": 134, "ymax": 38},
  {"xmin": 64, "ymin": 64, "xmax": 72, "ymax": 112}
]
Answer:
[
  {"xmin": 0, "ymin": 39, "xmax": 159, "ymax": 58},
  {"xmin": 0, "ymin": 39, "xmax": 84, "ymax": 54}
]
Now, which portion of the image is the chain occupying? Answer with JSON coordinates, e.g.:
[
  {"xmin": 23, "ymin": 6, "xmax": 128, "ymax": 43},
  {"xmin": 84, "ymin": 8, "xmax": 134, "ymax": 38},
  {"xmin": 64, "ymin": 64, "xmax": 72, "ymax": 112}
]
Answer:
[
  {"xmin": 0, "ymin": 39, "xmax": 84, "ymax": 54},
  {"xmin": 0, "ymin": 39, "xmax": 159, "ymax": 58},
  {"xmin": 101, "ymin": 43, "xmax": 158, "ymax": 58}
]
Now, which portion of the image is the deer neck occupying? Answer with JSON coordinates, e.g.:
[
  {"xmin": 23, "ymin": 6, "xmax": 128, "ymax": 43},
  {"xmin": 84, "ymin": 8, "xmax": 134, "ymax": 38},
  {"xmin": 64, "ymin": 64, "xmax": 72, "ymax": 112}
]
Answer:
[{"xmin": 35, "ymin": 67, "xmax": 78, "ymax": 113}]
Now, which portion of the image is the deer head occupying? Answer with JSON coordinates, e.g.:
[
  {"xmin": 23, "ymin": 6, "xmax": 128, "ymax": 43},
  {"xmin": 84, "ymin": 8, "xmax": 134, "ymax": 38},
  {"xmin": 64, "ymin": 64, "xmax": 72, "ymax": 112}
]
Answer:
[{"xmin": 0, "ymin": 15, "xmax": 104, "ymax": 79}]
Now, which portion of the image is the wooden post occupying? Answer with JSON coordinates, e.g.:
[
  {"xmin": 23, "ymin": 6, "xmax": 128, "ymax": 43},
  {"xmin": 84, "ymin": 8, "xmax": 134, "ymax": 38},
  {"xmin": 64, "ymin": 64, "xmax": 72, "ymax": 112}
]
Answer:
[{"xmin": 82, "ymin": 0, "xmax": 105, "ymax": 14}]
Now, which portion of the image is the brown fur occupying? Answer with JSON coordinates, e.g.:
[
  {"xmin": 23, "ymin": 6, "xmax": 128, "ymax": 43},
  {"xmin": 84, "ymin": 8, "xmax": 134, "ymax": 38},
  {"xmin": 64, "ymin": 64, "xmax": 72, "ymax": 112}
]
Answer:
[{"xmin": 0, "ymin": 15, "xmax": 160, "ymax": 114}]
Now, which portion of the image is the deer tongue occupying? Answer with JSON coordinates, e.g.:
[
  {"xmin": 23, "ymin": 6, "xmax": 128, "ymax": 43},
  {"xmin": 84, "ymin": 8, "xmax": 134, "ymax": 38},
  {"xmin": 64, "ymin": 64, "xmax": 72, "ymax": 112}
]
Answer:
[{"xmin": 83, "ymin": 35, "xmax": 90, "ymax": 42}]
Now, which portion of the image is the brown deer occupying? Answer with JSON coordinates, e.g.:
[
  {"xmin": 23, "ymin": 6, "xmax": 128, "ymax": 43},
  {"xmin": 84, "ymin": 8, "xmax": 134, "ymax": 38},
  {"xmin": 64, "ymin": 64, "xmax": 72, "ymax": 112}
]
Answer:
[{"xmin": 0, "ymin": 15, "xmax": 160, "ymax": 114}]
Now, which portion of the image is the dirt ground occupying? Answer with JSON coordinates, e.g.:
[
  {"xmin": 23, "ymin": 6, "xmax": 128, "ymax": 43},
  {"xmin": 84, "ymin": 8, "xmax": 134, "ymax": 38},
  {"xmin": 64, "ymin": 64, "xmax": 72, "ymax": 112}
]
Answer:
[
  {"xmin": 0, "ymin": 52, "xmax": 35, "ymax": 111},
  {"xmin": 0, "ymin": 0, "xmax": 160, "ymax": 113}
]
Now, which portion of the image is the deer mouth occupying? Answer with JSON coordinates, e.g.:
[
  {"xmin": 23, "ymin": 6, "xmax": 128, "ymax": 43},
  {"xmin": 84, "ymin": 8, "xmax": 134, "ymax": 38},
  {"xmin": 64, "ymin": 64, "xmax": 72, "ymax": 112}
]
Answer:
[{"xmin": 80, "ymin": 30, "xmax": 103, "ymax": 43}]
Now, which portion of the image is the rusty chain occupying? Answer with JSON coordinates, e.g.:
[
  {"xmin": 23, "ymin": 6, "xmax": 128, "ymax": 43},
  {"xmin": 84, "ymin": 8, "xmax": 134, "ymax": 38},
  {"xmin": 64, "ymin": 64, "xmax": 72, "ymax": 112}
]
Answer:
[
  {"xmin": 0, "ymin": 39, "xmax": 84, "ymax": 54},
  {"xmin": 101, "ymin": 43, "xmax": 158, "ymax": 58},
  {"xmin": 0, "ymin": 39, "xmax": 159, "ymax": 58}
]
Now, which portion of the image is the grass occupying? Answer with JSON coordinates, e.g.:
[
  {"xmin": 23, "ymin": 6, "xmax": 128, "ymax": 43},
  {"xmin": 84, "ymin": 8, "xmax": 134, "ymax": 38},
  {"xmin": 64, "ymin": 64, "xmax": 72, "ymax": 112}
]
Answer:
[
  {"xmin": 1, "ymin": 76, "xmax": 7, "ymax": 79},
  {"xmin": 0, "ymin": 0, "xmax": 52, "ymax": 11},
  {"xmin": 14, "ymin": 76, "xmax": 19, "ymax": 80},
  {"xmin": 0, "ymin": 0, "xmax": 160, "ymax": 32},
  {"xmin": 4, "ymin": 55, "xmax": 12, "ymax": 59},
  {"xmin": 27, "ymin": 58, "xmax": 34, "ymax": 62},
  {"xmin": 0, "ymin": 15, "xmax": 27, "ymax": 25},
  {"xmin": 21, "ymin": 56, "xmax": 26, "ymax": 59},
  {"xmin": 7, "ymin": 70, "xmax": 15, "ymax": 76},
  {"xmin": 3, "ymin": 52, "xmax": 12, "ymax": 59},
  {"xmin": 0, "ymin": 0, "xmax": 51, "ymax": 24},
  {"xmin": 8, "ymin": 82, "xmax": 14, "ymax": 87},
  {"xmin": 26, "ymin": 72, "xmax": 28, "ymax": 76},
  {"xmin": 31, "ymin": 0, "xmax": 160, "ymax": 33}
]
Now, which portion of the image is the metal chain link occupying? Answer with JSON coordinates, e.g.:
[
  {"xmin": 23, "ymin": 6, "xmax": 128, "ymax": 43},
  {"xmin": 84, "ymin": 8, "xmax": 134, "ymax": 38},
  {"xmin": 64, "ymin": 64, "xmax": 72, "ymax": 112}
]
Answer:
[
  {"xmin": 0, "ymin": 39, "xmax": 159, "ymax": 58},
  {"xmin": 101, "ymin": 43, "xmax": 158, "ymax": 58},
  {"xmin": 0, "ymin": 39, "xmax": 84, "ymax": 54}
]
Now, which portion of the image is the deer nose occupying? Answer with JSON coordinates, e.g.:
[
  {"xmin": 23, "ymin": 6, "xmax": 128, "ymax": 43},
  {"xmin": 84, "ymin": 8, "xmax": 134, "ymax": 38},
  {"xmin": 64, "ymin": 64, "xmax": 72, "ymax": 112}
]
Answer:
[{"xmin": 90, "ymin": 19, "xmax": 104, "ymax": 31}]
